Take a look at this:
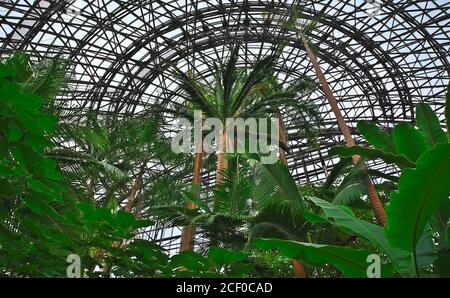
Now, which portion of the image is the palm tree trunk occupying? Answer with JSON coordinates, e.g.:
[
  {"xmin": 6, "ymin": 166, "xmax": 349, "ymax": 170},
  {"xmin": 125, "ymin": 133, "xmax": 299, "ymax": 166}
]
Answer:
[
  {"xmin": 123, "ymin": 175, "xmax": 143, "ymax": 213},
  {"xmin": 180, "ymin": 114, "xmax": 204, "ymax": 251},
  {"xmin": 111, "ymin": 169, "xmax": 144, "ymax": 249},
  {"xmin": 276, "ymin": 111, "xmax": 289, "ymax": 165},
  {"xmin": 275, "ymin": 110, "xmax": 307, "ymax": 278},
  {"xmin": 216, "ymin": 129, "xmax": 228, "ymax": 184},
  {"xmin": 180, "ymin": 151, "xmax": 203, "ymax": 251},
  {"xmin": 293, "ymin": 259, "xmax": 307, "ymax": 278},
  {"xmin": 214, "ymin": 129, "xmax": 228, "ymax": 211},
  {"xmin": 301, "ymin": 36, "xmax": 387, "ymax": 226}
]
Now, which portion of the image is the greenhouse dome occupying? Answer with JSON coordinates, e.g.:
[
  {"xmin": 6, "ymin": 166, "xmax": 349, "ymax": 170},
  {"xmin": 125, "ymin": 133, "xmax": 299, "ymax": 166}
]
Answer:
[{"xmin": 0, "ymin": 0, "xmax": 449, "ymax": 279}]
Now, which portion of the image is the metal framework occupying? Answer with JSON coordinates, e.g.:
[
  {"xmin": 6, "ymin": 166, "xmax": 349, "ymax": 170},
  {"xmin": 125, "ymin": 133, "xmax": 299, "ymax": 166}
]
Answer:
[{"xmin": 1, "ymin": 0, "xmax": 449, "ymax": 254}]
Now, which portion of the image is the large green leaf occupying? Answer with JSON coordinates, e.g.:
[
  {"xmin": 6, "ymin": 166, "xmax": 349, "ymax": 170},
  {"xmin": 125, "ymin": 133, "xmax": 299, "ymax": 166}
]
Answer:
[
  {"xmin": 393, "ymin": 123, "xmax": 427, "ymax": 162},
  {"xmin": 429, "ymin": 201, "xmax": 450, "ymax": 249},
  {"xmin": 309, "ymin": 197, "xmax": 412, "ymax": 273},
  {"xmin": 254, "ymin": 238, "xmax": 392, "ymax": 277},
  {"xmin": 385, "ymin": 144, "xmax": 450, "ymax": 255},
  {"xmin": 251, "ymin": 159, "xmax": 303, "ymax": 208},
  {"xmin": 322, "ymin": 157, "xmax": 352, "ymax": 189},
  {"xmin": 310, "ymin": 197, "xmax": 388, "ymax": 249},
  {"xmin": 333, "ymin": 183, "xmax": 368, "ymax": 207},
  {"xmin": 357, "ymin": 120, "xmax": 395, "ymax": 153},
  {"xmin": 310, "ymin": 197, "xmax": 437, "ymax": 276},
  {"xmin": 208, "ymin": 247, "xmax": 249, "ymax": 267},
  {"xmin": 448, "ymin": 226, "xmax": 450, "ymax": 247},
  {"xmin": 330, "ymin": 146, "xmax": 415, "ymax": 168},
  {"xmin": 116, "ymin": 210, "xmax": 136, "ymax": 229},
  {"xmin": 415, "ymin": 226, "xmax": 437, "ymax": 269},
  {"xmin": 170, "ymin": 251, "xmax": 209, "ymax": 272},
  {"xmin": 416, "ymin": 103, "xmax": 447, "ymax": 149}
]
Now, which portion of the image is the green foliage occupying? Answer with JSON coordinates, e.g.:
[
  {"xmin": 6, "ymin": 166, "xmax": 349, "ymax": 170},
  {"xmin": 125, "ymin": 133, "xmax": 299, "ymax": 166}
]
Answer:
[
  {"xmin": 161, "ymin": 45, "xmax": 321, "ymax": 165},
  {"xmin": 2, "ymin": 51, "xmax": 449, "ymax": 278},
  {"xmin": 0, "ymin": 54, "xmax": 164, "ymax": 277},
  {"xmin": 308, "ymin": 197, "xmax": 416, "ymax": 275},
  {"xmin": 416, "ymin": 103, "xmax": 447, "ymax": 148},
  {"xmin": 249, "ymin": 251, "xmax": 296, "ymax": 278},
  {"xmin": 300, "ymin": 101, "xmax": 450, "ymax": 277},
  {"xmin": 330, "ymin": 146, "xmax": 416, "ymax": 168},
  {"xmin": 385, "ymin": 144, "xmax": 450, "ymax": 273},
  {"xmin": 333, "ymin": 183, "xmax": 368, "ymax": 207},
  {"xmin": 247, "ymin": 200, "xmax": 309, "ymax": 245},
  {"xmin": 251, "ymin": 158, "xmax": 304, "ymax": 209},
  {"xmin": 357, "ymin": 121, "xmax": 396, "ymax": 153},
  {"xmin": 0, "ymin": 52, "xmax": 259, "ymax": 278},
  {"xmin": 255, "ymin": 238, "xmax": 393, "ymax": 277},
  {"xmin": 169, "ymin": 247, "xmax": 254, "ymax": 278},
  {"xmin": 214, "ymin": 156, "xmax": 252, "ymax": 213},
  {"xmin": 393, "ymin": 123, "xmax": 428, "ymax": 162}
]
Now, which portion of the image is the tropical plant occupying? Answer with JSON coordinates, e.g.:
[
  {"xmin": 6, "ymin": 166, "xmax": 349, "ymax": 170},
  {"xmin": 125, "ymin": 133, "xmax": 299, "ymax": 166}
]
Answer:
[
  {"xmin": 0, "ymin": 52, "xmax": 260, "ymax": 278},
  {"xmin": 159, "ymin": 46, "xmax": 321, "ymax": 252},
  {"xmin": 255, "ymin": 95, "xmax": 450, "ymax": 277},
  {"xmin": 162, "ymin": 45, "xmax": 320, "ymax": 199},
  {"xmin": 0, "ymin": 53, "xmax": 153, "ymax": 277},
  {"xmin": 277, "ymin": 5, "xmax": 388, "ymax": 226},
  {"xmin": 153, "ymin": 153, "xmax": 319, "ymax": 277}
]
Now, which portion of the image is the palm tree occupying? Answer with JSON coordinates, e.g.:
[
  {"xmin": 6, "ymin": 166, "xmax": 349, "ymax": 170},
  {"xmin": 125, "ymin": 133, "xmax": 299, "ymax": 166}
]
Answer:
[
  {"xmin": 279, "ymin": 5, "xmax": 387, "ymax": 226},
  {"xmin": 260, "ymin": 76, "xmax": 319, "ymax": 278},
  {"xmin": 166, "ymin": 46, "xmax": 275, "ymax": 189},
  {"xmin": 180, "ymin": 121, "xmax": 204, "ymax": 252},
  {"xmin": 49, "ymin": 111, "xmax": 190, "ymax": 218},
  {"xmin": 300, "ymin": 36, "xmax": 386, "ymax": 226},
  {"xmin": 161, "ymin": 45, "xmax": 321, "ymax": 249}
]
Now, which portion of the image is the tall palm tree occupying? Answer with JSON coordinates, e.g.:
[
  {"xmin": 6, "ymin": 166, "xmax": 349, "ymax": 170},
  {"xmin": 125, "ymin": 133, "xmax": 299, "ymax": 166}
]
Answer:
[
  {"xmin": 160, "ymin": 47, "xmax": 321, "ymax": 251},
  {"xmin": 165, "ymin": 45, "xmax": 318, "ymax": 211},
  {"xmin": 280, "ymin": 4, "xmax": 387, "ymax": 225},
  {"xmin": 180, "ymin": 123, "xmax": 203, "ymax": 252},
  {"xmin": 301, "ymin": 36, "xmax": 387, "ymax": 226}
]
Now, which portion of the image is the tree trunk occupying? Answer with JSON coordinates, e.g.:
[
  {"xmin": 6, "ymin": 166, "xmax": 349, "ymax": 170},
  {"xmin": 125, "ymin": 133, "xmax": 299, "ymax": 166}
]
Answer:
[
  {"xmin": 102, "ymin": 168, "xmax": 145, "ymax": 276},
  {"xmin": 215, "ymin": 129, "xmax": 228, "ymax": 184},
  {"xmin": 180, "ymin": 115, "xmax": 204, "ymax": 252},
  {"xmin": 123, "ymin": 176, "xmax": 143, "ymax": 213},
  {"xmin": 301, "ymin": 36, "xmax": 387, "ymax": 226},
  {"xmin": 111, "ymin": 171, "xmax": 144, "ymax": 249},
  {"xmin": 180, "ymin": 151, "xmax": 203, "ymax": 252},
  {"xmin": 293, "ymin": 259, "xmax": 307, "ymax": 278},
  {"xmin": 214, "ymin": 129, "xmax": 228, "ymax": 210},
  {"xmin": 275, "ymin": 111, "xmax": 289, "ymax": 165},
  {"xmin": 275, "ymin": 111, "xmax": 307, "ymax": 278}
]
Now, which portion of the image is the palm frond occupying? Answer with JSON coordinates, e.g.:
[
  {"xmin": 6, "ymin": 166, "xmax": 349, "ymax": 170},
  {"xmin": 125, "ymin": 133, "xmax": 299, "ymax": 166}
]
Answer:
[
  {"xmin": 168, "ymin": 62, "xmax": 217, "ymax": 117},
  {"xmin": 47, "ymin": 148, "xmax": 126, "ymax": 181},
  {"xmin": 150, "ymin": 205, "xmax": 203, "ymax": 227},
  {"xmin": 221, "ymin": 44, "xmax": 240, "ymax": 116},
  {"xmin": 332, "ymin": 183, "xmax": 370, "ymax": 208},
  {"xmin": 367, "ymin": 169, "xmax": 399, "ymax": 183},
  {"xmin": 322, "ymin": 157, "xmax": 353, "ymax": 190},
  {"xmin": 231, "ymin": 55, "xmax": 277, "ymax": 115},
  {"xmin": 23, "ymin": 55, "xmax": 70, "ymax": 103},
  {"xmin": 247, "ymin": 200, "xmax": 308, "ymax": 247},
  {"xmin": 249, "ymin": 158, "xmax": 304, "ymax": 210},
  {"xmin": 214, "ymin": 155, "xmax": 252, "ymax": 213},
  {"xmin": 3, "ymin": 51, "xmax": 33, "ymax": 83}
]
